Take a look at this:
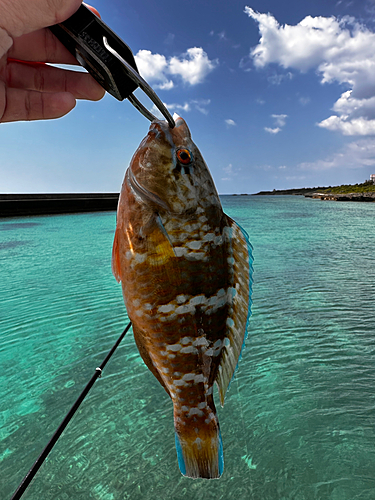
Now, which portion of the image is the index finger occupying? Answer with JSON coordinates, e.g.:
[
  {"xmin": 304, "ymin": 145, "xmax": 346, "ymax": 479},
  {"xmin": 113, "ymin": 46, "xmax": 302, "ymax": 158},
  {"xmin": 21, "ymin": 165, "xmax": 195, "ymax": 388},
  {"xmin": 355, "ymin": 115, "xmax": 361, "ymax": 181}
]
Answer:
[
  {"xmin": 0, "ymin": 0, "xmax": 82, "ymax": 38},
  {"xmin": 9, "ymin": 29, "xmax": 79, "ymax": 65}
]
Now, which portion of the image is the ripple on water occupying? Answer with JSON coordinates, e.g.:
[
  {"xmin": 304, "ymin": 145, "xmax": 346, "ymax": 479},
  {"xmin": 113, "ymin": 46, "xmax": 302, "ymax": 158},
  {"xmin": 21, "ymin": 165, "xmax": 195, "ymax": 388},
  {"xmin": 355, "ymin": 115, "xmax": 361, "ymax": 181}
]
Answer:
[{"xmin": 1, "ymin": 201, "xmax": 375, "ymax": 499}]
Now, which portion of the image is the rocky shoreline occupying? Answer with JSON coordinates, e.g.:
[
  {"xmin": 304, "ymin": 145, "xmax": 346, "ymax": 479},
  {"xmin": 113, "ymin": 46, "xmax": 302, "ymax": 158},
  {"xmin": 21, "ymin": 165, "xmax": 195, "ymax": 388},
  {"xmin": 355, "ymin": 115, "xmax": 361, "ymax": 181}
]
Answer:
[
  {"xmin": 305, "ymin": 192, "xmax": 375, "ymax": 202},
  {"xmin": 254, "ymin": 186, "xmax": 375, "ymax": 202}
]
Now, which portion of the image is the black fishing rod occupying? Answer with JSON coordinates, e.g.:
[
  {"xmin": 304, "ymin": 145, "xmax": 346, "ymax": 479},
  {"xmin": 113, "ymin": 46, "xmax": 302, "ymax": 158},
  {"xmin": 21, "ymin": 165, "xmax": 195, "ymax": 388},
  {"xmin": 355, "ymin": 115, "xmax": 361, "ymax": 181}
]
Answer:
[{"xmin": 10, "ymin": 321, "xmax": 132, "ymax": 500}]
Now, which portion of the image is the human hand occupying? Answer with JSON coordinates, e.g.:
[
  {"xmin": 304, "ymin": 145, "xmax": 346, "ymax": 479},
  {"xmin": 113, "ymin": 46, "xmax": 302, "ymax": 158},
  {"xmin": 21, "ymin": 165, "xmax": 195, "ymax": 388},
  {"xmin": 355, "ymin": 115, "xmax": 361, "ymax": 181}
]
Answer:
[{"xmin": 0, "ymin": 0, "xmax": 105, "ymax": 122}]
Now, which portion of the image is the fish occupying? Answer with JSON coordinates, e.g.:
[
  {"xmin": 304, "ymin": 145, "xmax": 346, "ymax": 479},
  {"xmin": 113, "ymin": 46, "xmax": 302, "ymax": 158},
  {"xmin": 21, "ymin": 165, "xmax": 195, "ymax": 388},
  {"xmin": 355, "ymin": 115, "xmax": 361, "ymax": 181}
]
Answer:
[{"xmin": 112, "ymin": 115, "xmax": 253, "ymax": 479}]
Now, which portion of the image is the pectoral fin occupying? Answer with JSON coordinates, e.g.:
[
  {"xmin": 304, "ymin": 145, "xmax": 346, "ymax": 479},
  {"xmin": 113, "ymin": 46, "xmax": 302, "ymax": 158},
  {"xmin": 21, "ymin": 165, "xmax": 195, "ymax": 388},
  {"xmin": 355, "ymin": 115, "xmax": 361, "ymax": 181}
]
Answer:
[
  {"xmin": 216, "ymin": 216, "xmax": 254, "ymax": 406},
  {"xmin": 146, "ymin": 215, "xmax": 177, "ymax": 266},
  {"xmin": 112, "ymin": 227, "xmax": 122, "ymax": 283}
]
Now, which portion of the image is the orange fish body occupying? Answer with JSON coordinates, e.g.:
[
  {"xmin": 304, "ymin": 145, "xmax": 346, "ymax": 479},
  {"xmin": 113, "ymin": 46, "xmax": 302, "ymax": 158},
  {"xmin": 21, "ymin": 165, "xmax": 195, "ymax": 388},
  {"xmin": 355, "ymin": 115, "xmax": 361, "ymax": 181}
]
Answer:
[{"xmin": 112, "ymin": 116, "xmax": 253, "ymax": 479}]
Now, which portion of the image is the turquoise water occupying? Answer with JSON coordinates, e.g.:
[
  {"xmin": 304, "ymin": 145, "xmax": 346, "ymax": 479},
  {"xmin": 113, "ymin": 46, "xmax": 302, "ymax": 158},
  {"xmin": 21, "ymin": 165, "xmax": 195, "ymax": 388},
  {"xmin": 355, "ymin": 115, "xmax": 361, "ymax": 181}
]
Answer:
[{"xmin": 1, "ymin": 195, "xmax": 375, "ymax": 500}]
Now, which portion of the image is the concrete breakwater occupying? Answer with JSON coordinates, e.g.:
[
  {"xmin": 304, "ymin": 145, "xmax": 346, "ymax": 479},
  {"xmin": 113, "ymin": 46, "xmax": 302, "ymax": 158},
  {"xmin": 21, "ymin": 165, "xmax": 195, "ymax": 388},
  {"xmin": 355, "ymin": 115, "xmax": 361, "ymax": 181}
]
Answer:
[
  {"xmin": 0, "ymin": 193, "xmax": 119, "ymax": 217},
  {"xmin": 305, "ymin": 192, "xmax": 375, "ymax": 202}
]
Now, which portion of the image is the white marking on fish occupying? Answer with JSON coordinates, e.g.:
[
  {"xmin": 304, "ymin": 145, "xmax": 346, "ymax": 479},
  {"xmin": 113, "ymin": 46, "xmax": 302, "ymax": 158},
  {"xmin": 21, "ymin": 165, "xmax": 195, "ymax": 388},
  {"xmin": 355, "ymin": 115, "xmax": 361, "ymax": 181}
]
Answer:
[
  {"xmin": 189, "ymin": 295, "xmax": 206, "ymax": 306},
  {"xmin": 158, "ymin": 303, "xmax": 175, "ymax": 314},
  {"xmin": 134, "ymin": 253, "xmax": 147, "ymax": 263},
  {"xmin": 186, "ymin": 240, "xmax": 203, "ymax": 250},
  {"xmin": 176, "ymin": 295, "xmax": 189, "ymax": 304},
  {"xmin": 173, "ymin": 379, "xmax": 187, "ymax": 387},
  {"xmin": 180, "ymin": 346, "xmax": 199, "ymax": 354},
  {"xmin": 193, "ymin": 337, "xmax": 209, "ymax": 347},
  {"xmin": 167, "ymin": 343, "xmax": 182, "ymax": 352},
  {"xmin": 194, "ymin": 437, "xmax": 203, "ymax": 449},
  {"xmin": 181, "ymin": 336, "xmax": 193, "ymax": 345},
  {"xmin": 175, "ymin": 304, "xmax": 195, "ymax": 315},
  {"xmin": 188, "ymin": 407, "xmax": 204, "ymax": 417},
  {"xmin": 202, "ymin": 232, "xmax": 215, "ymax": 242},
  {"xmin": 174, "ymin": 247, "xmax": 188, "ymax": 257}
]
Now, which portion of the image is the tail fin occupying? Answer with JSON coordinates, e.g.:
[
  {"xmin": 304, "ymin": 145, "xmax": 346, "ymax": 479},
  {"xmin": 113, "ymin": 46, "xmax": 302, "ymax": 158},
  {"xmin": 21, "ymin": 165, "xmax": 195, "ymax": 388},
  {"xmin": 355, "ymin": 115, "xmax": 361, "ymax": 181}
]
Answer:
[{"xmin": 174, "ymin": 404, "xmax": 224, "ymax": 479}]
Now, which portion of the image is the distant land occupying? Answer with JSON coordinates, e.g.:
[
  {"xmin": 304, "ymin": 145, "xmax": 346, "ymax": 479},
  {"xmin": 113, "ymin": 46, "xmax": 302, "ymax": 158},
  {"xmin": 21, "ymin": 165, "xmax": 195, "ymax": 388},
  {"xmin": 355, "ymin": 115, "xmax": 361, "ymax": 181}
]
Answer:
[
  {"xmin": 254, "ymin": 187, "xmax": 324, "ymax": 196},
  {"xmin": 255, "ymin": 181, "xmax": 375, "ymax": 202}
]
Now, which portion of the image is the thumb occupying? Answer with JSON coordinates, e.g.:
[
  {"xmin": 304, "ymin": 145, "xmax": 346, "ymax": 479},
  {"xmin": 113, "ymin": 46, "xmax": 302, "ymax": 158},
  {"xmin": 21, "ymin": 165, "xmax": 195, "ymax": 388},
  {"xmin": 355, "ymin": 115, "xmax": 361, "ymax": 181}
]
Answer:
[{"xmin": 0, "ymin": 0, "xmax": 82, "ymax": 38}]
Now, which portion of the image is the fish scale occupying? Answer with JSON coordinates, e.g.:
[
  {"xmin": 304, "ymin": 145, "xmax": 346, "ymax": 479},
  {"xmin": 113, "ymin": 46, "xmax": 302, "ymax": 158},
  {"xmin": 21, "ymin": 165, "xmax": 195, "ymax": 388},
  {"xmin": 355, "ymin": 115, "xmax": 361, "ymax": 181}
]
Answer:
[{"xmin": 112, "ymin": 115, "xmax": 253, "ymax": 479}]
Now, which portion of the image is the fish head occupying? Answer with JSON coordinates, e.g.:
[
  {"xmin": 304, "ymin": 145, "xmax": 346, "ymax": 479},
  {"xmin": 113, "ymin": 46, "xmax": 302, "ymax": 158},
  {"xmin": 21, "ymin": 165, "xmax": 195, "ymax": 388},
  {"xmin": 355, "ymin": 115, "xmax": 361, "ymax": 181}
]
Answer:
[{"xmin": 127, "ymin": 115, "xmax": 220, "ymax": 216}]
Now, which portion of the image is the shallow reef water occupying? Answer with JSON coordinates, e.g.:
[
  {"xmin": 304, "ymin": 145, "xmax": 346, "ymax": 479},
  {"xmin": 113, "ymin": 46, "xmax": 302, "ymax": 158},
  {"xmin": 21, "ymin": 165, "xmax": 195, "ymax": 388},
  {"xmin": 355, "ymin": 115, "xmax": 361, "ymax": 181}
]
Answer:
[{"xmin": 1, "ymin": 195, "xmax": 375, "ymax": 499}]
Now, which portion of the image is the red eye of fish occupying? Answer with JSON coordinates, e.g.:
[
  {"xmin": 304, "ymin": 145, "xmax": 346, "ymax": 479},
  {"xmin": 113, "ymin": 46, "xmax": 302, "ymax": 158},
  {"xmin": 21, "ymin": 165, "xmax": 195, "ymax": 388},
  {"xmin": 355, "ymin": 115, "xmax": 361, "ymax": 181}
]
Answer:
[{"xmin": 176, "ymin": 149, "xmax": 192, "ymax": 165}]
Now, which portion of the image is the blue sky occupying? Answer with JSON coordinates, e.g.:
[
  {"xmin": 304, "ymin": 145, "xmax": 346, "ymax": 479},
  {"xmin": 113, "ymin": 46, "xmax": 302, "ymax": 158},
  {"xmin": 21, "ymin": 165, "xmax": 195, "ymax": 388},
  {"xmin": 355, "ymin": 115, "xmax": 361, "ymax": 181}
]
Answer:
[{"xmin": 2, "ymin": 0, "xmax": 375, "ymax": 194}]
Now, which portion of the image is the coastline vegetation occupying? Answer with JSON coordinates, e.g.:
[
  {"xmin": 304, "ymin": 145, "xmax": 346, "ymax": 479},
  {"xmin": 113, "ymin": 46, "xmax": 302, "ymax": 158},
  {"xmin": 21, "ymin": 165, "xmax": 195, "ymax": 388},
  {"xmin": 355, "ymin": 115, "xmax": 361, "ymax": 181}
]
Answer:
[
  {"xmin": 255, "ymin": 180, "xmax": 375, "ymax": 196},
  {"xmin": 320, "ymin": 181, "xmax": 375, "ymax": 194}
]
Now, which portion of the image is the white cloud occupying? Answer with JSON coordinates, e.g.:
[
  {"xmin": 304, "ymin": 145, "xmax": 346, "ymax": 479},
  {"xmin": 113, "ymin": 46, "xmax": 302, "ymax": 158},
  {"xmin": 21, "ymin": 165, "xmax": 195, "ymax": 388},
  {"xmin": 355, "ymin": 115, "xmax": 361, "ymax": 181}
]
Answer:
[
  {"xmin": 225, "ymin": 119, "xmax": 237, "ymax": 126},
  {"xmin": 191, "ymin": 99, "xmax": 211, "ymax": 115},
  {"xmin": 299, "ymin": 96, "xmax": 311, "ymax": 106},
  {"xmin": 265, "ymin": 114, "xmax": 288, "ymax": 133},
  {"xmin": 268, "ymin": 72, "xmax": 293, "ymax": 85},
  {"xmin": 222, "ymin": 163, "xmax": 241, "ymax": 181},
  {"xmin": 272, "ymin": 114, "xmax": 288, "ymax": 127},
  {"xmin": 318, "ymin": 115, "xmax": 375, "ymax": 135},
  {"xmin": 299, "ymin": 138, "xmax": 375, "ymax": 170},
  {"xmin": 135, "ymin": 47, "xmax": 217, "ymax": 88},
  {"xmin": 245, "ymin": 7, "xmax": 375, "ymax": 135},
  {"xmin": 318, "ymin": 90, "xmax": 375, "ymax": 134},
  {"xmin": 169, "ymin": 48, "xmax": 218, "ymax": 85},
  {"xmin": 165, "ymin": 102, "xmax": 191, "ymax": 113},
  {"xmin": 155, "ymin": 80, "xmax": 174, "ymax": 90},
  {"xmin": 135, "ymin": 50, "xmax": 168, "ymax": 83},
  {"xmin": 265, "ymin": 127, "xmax": 281, "ymax": 134},
  {"xmin": 151, "ymin": 99, "xmax": 211, "ymax": 119}
]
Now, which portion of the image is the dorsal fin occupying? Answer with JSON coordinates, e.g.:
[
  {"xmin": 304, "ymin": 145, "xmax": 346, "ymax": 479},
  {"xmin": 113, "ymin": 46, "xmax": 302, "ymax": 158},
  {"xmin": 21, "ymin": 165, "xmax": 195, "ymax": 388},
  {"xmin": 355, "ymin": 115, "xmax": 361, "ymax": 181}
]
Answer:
[{"xmin": 215, "ymin": 216, "xmax": 254, "ymax": 406}]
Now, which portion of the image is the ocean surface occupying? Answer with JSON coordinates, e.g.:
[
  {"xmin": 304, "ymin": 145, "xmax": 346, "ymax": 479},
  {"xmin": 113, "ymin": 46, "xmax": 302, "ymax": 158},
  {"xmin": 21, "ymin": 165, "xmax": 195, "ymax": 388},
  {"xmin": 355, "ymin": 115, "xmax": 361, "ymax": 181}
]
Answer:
[{"xmin": 1, "ymin": 195, "xmax": 374, "ymax": 500}]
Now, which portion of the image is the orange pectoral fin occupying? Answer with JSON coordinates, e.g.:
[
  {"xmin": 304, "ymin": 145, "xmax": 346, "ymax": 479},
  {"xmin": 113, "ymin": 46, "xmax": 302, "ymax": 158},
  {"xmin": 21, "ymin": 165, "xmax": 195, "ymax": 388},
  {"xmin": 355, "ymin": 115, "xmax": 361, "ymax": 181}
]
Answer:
[
  {"xmin": 146, "ymin": 215, "xmax": 176, "ymax": 267},
  {"xmin": 112, "ymin": 227, "xmax": 122, "ymax": 283}
]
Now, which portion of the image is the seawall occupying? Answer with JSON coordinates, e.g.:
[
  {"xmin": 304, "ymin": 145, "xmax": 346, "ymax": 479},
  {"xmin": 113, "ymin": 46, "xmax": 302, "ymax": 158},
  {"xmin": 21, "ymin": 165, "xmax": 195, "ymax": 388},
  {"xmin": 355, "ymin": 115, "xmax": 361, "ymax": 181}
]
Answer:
[{"xmin": 0, "ymin": 193, "xmax": 119, "ymax": 218}]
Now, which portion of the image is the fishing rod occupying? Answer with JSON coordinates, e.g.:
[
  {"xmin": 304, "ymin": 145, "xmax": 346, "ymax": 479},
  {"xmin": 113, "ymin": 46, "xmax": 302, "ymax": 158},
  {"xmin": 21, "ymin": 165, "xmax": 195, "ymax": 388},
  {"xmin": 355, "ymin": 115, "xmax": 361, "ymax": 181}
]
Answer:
[{"xmin": 10, "ymin": 321, "xmax": 132, "ymax": 500}]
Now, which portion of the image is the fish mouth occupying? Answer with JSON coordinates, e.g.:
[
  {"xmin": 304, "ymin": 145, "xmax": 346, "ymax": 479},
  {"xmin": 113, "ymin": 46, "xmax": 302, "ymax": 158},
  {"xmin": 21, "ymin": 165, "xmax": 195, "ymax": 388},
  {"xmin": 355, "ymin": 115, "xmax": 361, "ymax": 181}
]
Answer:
[
  {"xmin": 127, "ymin": 167, "xmax": 170, "ymax": 211},
  {"xmin": 148, "ymin": 119, "xmax": 174, "ymax": 144},
  {"xmin": 126, "ymin": 120, "xmax": 174, "ymax": 211}
]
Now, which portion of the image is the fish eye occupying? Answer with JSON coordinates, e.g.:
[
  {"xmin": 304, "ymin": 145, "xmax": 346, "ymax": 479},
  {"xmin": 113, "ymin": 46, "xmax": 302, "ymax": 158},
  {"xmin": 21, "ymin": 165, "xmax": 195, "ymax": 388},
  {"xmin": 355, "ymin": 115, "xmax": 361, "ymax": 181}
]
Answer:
[{"xmin": 176, "ymin": 149, "xmax": 192, "ymax": 165}]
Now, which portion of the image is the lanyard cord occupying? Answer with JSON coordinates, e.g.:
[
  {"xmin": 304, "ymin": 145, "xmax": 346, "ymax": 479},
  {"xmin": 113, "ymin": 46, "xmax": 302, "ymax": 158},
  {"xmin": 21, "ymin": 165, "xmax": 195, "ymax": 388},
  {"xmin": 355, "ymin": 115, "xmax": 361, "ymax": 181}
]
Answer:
[{"xmin": 11, "ymin": 321, "xmax": 132, "ymax": 500}]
